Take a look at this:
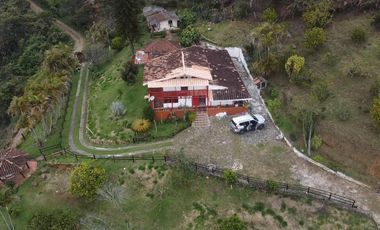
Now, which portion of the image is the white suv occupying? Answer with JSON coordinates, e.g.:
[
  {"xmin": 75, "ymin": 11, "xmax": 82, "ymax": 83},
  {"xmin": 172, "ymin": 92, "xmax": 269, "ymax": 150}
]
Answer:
[{"xmin": 230, "ymin": 114, "xmax": 265, "ymax": 133}]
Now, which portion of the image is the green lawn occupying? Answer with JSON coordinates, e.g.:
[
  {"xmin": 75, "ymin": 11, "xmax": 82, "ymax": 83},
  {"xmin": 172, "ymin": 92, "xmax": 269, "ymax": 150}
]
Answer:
[
  {"xmin": 3, "ymin": 159, "xmax": 376, "ymax": 229},
  {"xmin": 196, "ymin": 20, "xmax": 256, "ymax": 47},
  {"xmin": 87, "ymin": 44, "xmax": 189, "ymax": 145}
]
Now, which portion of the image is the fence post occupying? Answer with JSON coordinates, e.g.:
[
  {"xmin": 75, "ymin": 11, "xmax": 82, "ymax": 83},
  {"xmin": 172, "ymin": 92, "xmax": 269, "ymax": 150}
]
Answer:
[
  {"xmin": 132, "ymin": 156, "xmax": 135, "ymax": 163},
  {"xmin": 113, "ymin": 155, "xmax": 115, "ymax": 163},
  {"xmin": 246, "ymin": 176, "xmax": 249, "ymax": 183},
  {"xmin": 286, "ymin": 183, "xmax": 288, "ymax": 190},
  {"xmin": 39, "ymin": 149, "xmax": 47, "ymax": 161},
  {"xmin": 152, "ymin": 156, "xmax": 155, "ymax": 163},
  {"xmin": 352, "ymin": 200, "xmax": 356, "ymax": 208},
  {"xmin": 75, "ymin": 154, "xmax": 78, "ymax": 162},
  {"xmin": 93, "ymin": 154, "xmax": 96, "ymax": 159},
  {"xmin": 195, "ymin": 164, "xmax": 197, "ymax": 172},
  {"xmin": 307, "ymin": 187, "xmax": 310, "ymax": 194},
  {"xmin": 164, "ymin": 156, "xmax": 167, "ymax": 162},
  {"xmin": 328, "ymin": 193, "xmax": 332, "ymax": 200}
]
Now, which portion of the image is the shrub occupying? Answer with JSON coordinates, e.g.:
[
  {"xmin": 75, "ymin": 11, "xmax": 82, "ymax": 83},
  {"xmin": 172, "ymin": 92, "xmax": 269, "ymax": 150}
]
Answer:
[
  {"xmin": 324, "ymin": 52, "xmax": 337, "ymax": 66},
  {"xmin": 263, "ymin": 8, "xmax": 278, "ymax": 23},
  {"xmin": 370, "ymin": 80, "xmax": 380, "ymax": 97},
  {"xmin": 336, "ymin": 106, "xmax": 351, "ymax": 121},
  {"xmin": 266, "ymin": 180, "xmax": 280, "ymax": 193},
  {"xmin": 151, "ymin": 31, "xmax": 166, "ymax": 38},
  {"xmin": 267, "ymin": 98, "xmax": 281, "ymax": 115},
  {"xmin": 347, "ymin": 65, "xmax": 369, "ymax": 78},
  {"xmin": 131, "ymin": 119, "xmax": 151, "ymax": 133},
  {"xmin": 223, "ymin": 170, "xmax": 238, "ymax": 185},
  {"xmin": 179, "ymin": 26, "xmax": 200, "ymax": 47},
  {"xmin": 70, "ymin": 162, "xmax": 106, "ymax": 201},
  {"xmin": 28, "ymin": 209, "xmax": 78, "ymax": 230},
  {"xmin": 371, "ymin": 95, "xmax": 380, "ymax": 127},
  {"xmin": 121, "ymin": 61, "xmax": 138, "ymax": 84},
  {"xmin": 285, "ymin": 55, "xmax": 305, "ymax": 81},
  {"xmin": 111, "ymin": 36, "xmax": 124, "ymax": 50},
  {"xmin": 234, "ymin": 0, "xmax": 250, "ymax": 19},
  {"xmin": 351, "ymin": 27, "xmax": 367, "ymax": 44},
  {"xmin": 371, "ymin": 13, "xmax": 380, "ymax": 29},
  {"xmin": 179, "ymin": 9, "xmax": 196, "ymax": 28},
  {"xmin": 304, "ymin": 27, "xmax": 326, "ymax": 49},
  {"xmin": 143, "ymin": 106, "xmax": 155, "ymax": 121},
  {"xmin": 311, "ymin": 135, "xmax": 323, "ymax": 150},
  {"xmin": 185, "ymin": 111, "xmax": 196, "ymax": 123},
  {"xmin": 269, "ymin": 87, "xmax": 280, "ymax": 99},
  {"xmin": 110, "ymin": 101, "xmax": 125, "ymax": 117},
  {"xmin": 311, "ymin": 81, "xmax": 331, "ymax": 102},
  {"xmin": 302, "ymin": 0, "xmax": 332, "ymax": 28},
  {"xmin": 218, "ymin": 215, "xmax": 247, "ymax": 230}
]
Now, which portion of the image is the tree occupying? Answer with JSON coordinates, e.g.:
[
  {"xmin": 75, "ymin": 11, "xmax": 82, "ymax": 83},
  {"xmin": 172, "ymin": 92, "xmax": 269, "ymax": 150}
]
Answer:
[
  {"xmin": 108, "ymin": 0, "xmax": 142, "ymax": 53},
  {"xmin": 179, "ymin": 26, "xmax": 201, "ymax": 47},
  {"xmin": 371, "ymin": 13, "xmax": 380, "ymax": 29},
  {"xmin": 371, "ymin": 95, "xmax": 380, "ymax": 127},
  {"xmin": 303, "ymin": 0, "xmax": 332, "ymax": 28},
  {"xmin": 234, "ymin": 0, "xmax": 250, "ymax": 19},
  {"xmin": 131, "ymin": 119, "xmax": 151, "ymax": 133},
  {"xmin": 121, "ymin": 62, "xmax": 138, "ymax": 84},
  {"xmin": 285, "ymin": 55, "xmax": 305, "ymax": 81},
  {"xmin": 70, "ymin": 162, "xmax": 106, "ymax": 201},
  {"xmin": 43, "ymin": 44, "xmax": 77, "ymax": 74},
  {"xmin": 263, "ymin": 8, "xmax": 278, "ymax": 23},
  {"xmin": 179, "ymin": 9, "xmax": 196, "ymax": 28},
  {"xmin": 218, "ymin": 215, "xmax": 247, "ymax": 230},
  {"xmin": 304, "ymin": 27, "xmax": 326, "ymax": 49},
  {"xmin": 111, "ymin": 36, "xmax": 125, "ymax": 50},
  {"xmin": 28, "ymin": 209, "xmax": 78, "ymax": 230},
  {"xmin": 84, "ymin": 43, "xmax": 109, "ymax": 65}
]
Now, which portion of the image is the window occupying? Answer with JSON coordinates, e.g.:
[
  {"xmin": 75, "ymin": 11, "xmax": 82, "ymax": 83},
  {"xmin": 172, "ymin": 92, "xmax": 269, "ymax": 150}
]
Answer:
[
  {"xmin": 181, "ymin": 87, "xmax": 188, "ymax": 91},
  {"xmin": 164, "ymin": 98, "xmax": 178, "ymax": 103}
]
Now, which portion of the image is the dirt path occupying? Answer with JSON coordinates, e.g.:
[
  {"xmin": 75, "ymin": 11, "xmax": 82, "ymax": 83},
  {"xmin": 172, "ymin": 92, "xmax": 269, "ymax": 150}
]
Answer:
[{"xmin": 27, "ymin": 0, "xmax": 85, "ymax": 52}]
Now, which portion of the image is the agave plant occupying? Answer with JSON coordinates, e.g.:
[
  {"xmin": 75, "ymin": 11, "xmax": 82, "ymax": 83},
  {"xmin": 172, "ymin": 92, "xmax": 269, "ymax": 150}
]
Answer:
[
  {"xmin": 131, "ymin": 119, "xmax": 151, "ymax": 133},
  {"xmin": 110, "ymin": 101, "xmax": 125, "ymax": 117}
]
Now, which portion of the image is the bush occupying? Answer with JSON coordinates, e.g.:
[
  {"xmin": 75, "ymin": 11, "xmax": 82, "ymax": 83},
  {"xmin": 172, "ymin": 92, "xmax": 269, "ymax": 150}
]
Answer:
[
  {"xmin": 70, "ymin": 162, "xmax": 106, "ymax": 201},
  {"xmin": 180, "ymin": 9, "xmax": 196, "ymax": 28},
  {"xmin": 347, "ymin": 65, "xmax": 370, "ymax": 78},
  {"xmin": 324, "ymin": 52, "xmax": 337, "ymax": 66},
  {"xmin": 351, "ymin": 27, "xmax": 367, "ymax": 44},
  {"xmin": 269, "ymin": 87, "xmax": 280, "ymax": 99},
  {"xmin": 110, "ymin": 101, "xmax": 125, "ymax": 117},
  {"xmin": 267, "ymin": 98, "xmax": 281, "ymax": 115},
  {"xmin": 234, "ymin": 0, "xmax": 250, "ymax": 19},
  {"xmin": 263, "ymin": 8, "xmax": 278, "ymax": 23},
  {"xmin": 179, "ymin": 26, "xmax": 201, "ymax": 47},
  {"xmin": 285, "ymin": 55, "xmax": 305, "ymax": 81},
  {"xmin": 371, "ymin": 95, "xmax": 380, "ymax": 127},
  {"xmin": 371, "ymin": 13, "xmax": 380, "ymax": 29},
  {"xmin": 266, "ymin": 180, "xmax": 280, "ymax": 193},
  {"xmin": 131, "ymin": 119, "xmax": 151, "ymax": 133},
  {"xmin": 311, "ymin": 135, "xmax": 323, "ymax": 150},
  {"xmin": 311, "ymin": 81, "xmax": 331, "ymax": 102},
  {"xmin": 218, "ymin": 215, "xmax": 247, "ymax": 230},
  {"xmin": 143, "ymin": 106, "xmax": 155, "ymax": 121},
  {"xmin": 370, "ymin": 80, "xmax": 380, "ymax": 97},
  {"xmin": 302, "ymin": 1, "xmax": 332, "ymax": 28},
  {"xmin": 111, "ymin": 36, "xmax": 124, "ymax": 50},
  {"xmin": 223, "ymin": 170, "xmax": 238, "ymax": 185},
  {"xmin": 336, "ymin": 106, "xmax": 351, "ymax": 121},
  {"xmin": 28, "ymin": 209, "xmax": 78, "ymax": 230},
  {"xmin": 151, "ymin": 31, "xmax": 166, "ymax": 38},
  {"xmin": 185, "ymin": 111, "xmax": 196, "ymax": 123},
  {"xmin": 304, "ymin": 27, "xmax": 326, "ymax": 49},
  {"xmin": 121, "ymin": 62, "xmax": 138, "ymax": 84}
]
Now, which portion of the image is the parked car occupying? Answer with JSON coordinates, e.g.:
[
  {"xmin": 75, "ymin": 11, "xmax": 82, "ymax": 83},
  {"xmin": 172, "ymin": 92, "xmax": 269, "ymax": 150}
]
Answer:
[{"xmin": 230, "ymin": 114, "xmax": 265, "ymax": 133}]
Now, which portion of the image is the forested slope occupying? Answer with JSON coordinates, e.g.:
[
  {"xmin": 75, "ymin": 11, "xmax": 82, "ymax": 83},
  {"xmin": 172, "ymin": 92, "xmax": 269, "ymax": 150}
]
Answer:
[{"xmin": 0, "ymin": 0, "xmax": 70, "ymax": 147}]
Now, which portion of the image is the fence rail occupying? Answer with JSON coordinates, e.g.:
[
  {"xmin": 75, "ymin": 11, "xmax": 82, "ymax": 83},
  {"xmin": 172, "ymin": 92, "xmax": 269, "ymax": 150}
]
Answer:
[{"xmin": 38, "ymin": 144, "xmax": 358, "ymax": 209}]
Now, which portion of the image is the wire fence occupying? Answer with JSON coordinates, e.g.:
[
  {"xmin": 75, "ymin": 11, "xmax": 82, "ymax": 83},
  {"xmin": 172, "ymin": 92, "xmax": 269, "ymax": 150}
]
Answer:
[{"xmin": 39, "ymin": 144, "xmax": 358, "ymax": 209}]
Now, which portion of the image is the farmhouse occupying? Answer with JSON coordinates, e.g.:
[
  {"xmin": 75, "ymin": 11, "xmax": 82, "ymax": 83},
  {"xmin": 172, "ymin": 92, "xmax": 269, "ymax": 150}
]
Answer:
[
  {"xmin": 144, "ymin": 46, "xmax": 252, "ymax": 120},
  {"xmin": 135, "ymin": 39, "xmax": 180, "ymax": 65},
  {"xmin": 143, "ymin": 5, "xmax": 179, "ymax": 32}
]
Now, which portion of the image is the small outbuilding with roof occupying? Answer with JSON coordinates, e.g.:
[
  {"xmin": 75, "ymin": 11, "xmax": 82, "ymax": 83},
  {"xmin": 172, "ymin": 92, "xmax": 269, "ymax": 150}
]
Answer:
[{"xmin": 143, "ymin": 5, "xmax": 179, "ymax": 32}]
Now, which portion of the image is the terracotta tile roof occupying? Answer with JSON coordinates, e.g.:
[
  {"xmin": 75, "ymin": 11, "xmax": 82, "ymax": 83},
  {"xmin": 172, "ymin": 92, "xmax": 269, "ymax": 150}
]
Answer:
[
  {"xmin": 144, "ymin": 40, "xmax": 180, "ymax": 58},
  {"xmin": 0, "ymin": 148, "xmax": 28, "ymax": 180},
  {"xmin": 144, "ymin": 46, "xmax": 251, "ymax": 100}
]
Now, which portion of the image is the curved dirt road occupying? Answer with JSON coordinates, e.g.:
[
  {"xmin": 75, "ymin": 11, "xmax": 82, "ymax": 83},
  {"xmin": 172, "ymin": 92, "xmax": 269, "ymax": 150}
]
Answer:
[{"xmin": 27, "ymin": 0, "xmax": 85, "ymax": 52}]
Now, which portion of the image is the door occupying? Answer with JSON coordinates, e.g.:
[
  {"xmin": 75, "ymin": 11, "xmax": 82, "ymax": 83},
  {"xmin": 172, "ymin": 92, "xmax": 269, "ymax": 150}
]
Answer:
[{"xmin": 192, "ymin": 96, "xmax": 199, "ymax": 107}]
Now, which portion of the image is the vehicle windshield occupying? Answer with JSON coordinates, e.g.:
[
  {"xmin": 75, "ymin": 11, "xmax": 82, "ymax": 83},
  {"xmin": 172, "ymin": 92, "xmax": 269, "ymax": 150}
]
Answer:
[{"xmin": 231, "ymin": 120, "xmax": 237, "ymax": 127}]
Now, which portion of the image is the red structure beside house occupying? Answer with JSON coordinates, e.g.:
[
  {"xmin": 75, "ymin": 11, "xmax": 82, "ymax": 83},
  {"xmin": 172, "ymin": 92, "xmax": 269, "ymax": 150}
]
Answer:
[{"xmin": 143, "ymin": 46, "xmax": 252, "ymax": 120}]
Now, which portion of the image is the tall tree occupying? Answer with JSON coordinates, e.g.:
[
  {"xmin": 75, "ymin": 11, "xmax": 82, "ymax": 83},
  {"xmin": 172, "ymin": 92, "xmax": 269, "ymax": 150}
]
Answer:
[{"xmin": 107, "ymin": 0, "xmax": 142, "ymax": 53}]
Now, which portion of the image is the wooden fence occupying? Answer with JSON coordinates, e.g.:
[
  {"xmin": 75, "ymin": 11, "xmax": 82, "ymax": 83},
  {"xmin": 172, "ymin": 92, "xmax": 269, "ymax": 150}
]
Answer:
[{"xmin": 38, "ymin": 144, "xmax": 358, "ymax": 209}]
